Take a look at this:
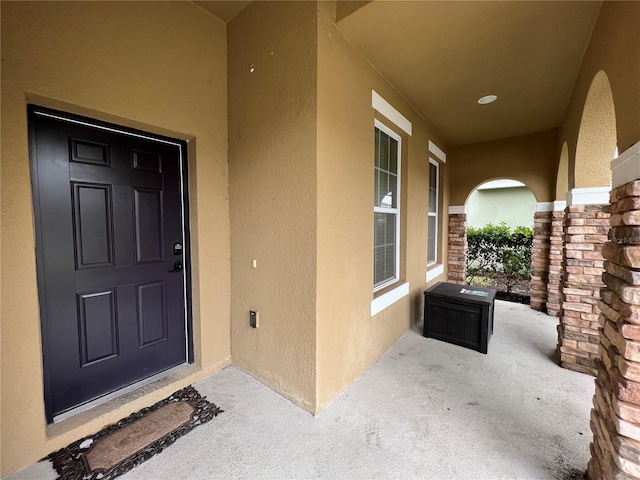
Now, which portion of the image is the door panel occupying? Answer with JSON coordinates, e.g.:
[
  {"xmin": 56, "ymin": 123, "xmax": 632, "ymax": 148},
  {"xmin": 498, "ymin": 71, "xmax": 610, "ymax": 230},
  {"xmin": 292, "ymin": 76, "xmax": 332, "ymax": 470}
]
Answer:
[
  {"xmin": 70, "ymin": 138, "xmax": 110, "ymax": 166},
  {"xmin": 72, "ymin": 183, "xmax": 115, "ymax": 269},
  {"xmin": 77, "ymin": 289, "xmax": 119, "ymax": 365},
  {"xmin": 133, "ymin": 188, "xmax": 164, "ymax": 263},
  {"xmin": 137, "ymin": 281, "xmax": 168, "ymax": 347},
  {"xmin": 29, "ymin": 108, "xmax": 191, "ymax": 422},
  {"xmin": 132, "ymin": 150, "xmax": 161, "ymax": 172}
]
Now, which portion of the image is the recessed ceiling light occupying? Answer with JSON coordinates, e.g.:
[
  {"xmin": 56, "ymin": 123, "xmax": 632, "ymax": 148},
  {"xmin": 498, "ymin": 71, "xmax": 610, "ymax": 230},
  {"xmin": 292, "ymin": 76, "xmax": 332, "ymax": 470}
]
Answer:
[{"xmin": 478, "ymin": 95, "xmax": 497, "ymax": 105}]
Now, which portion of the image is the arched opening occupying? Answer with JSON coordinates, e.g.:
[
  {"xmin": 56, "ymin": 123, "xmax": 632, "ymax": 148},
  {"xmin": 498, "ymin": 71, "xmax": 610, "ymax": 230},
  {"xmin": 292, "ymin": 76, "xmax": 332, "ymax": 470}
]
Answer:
[
  {"xmin": 556, "ymin": 70, "xmax": 617, "ymax": 375},
  {"xmin": 557, "ymin": 71, "xmax": 617, "ymax": 378},
  {"xmin": 574, "ymin": 70, "xmax": 617, "ymax": 188},
  {"xmin": 466, "ymin": 179, "xmax": 537, "ymax": 230},
  {"xmin": 464, "ymin": 179, "xmax": 537, "ymax": 303}
]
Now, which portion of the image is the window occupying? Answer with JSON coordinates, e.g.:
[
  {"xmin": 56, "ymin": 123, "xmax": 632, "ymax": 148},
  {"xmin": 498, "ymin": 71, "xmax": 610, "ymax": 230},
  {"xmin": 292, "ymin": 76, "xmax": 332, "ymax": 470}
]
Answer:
[
  {"xmin": 370, "ymin": 90, "xmax": 412, "ymax": 315},
  {"xmin": 427, "ymin": 159, "xmax": 439, "ymax": 265},
  {"xmin": 374, "ymin": 120, "xmax": 401, "ymax": 291}
]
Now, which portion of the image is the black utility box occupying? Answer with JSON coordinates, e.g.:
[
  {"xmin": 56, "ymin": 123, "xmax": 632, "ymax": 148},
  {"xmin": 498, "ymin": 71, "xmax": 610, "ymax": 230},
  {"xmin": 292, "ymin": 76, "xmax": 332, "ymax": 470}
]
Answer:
[{"xmin": 423, "ymin": 282, "xmax": 496, "ymax": 354}]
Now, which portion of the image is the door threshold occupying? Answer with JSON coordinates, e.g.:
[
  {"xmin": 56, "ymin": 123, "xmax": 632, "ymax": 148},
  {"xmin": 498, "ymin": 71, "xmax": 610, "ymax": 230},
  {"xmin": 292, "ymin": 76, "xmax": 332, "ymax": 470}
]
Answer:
[{"xmin": 53, "ymin": 364, "xmax": 189, "ymax": 423}]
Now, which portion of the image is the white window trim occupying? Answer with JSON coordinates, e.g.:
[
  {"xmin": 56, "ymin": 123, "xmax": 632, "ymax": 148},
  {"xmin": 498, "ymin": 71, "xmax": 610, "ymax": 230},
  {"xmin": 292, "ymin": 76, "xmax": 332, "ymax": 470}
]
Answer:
[
  {"xmin": 371, "ymin": 282, "xmax": 410, "ymax": 317},
  {"xmin": 372, "ymin": 90, "xmax": 412, "ymax": 135},
  {"xmin": 428, "ymin": 140, "xmax": 446, "ymax": 163},
  {"xmin": 427, "ymin": 157, "xmax": 439, "ymax": 267},
  {"xmin": 374, "ymin": 119, "xmax": 402, "ymax": 292},
  {"xmin": 426, "ymin": 264, "xmax": 444, "ymax": 283}
]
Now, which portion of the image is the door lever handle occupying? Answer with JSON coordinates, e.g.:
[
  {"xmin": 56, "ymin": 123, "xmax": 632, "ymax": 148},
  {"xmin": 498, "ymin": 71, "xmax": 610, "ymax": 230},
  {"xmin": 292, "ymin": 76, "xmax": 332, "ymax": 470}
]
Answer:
[{"xmin": 169, "ymin": 260, "xmax": 183, "ymax": 273}]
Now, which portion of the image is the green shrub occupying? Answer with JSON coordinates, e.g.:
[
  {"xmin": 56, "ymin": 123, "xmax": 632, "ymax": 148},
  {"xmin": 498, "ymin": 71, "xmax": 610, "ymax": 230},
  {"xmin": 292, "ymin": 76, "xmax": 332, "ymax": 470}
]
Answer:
[{"xmin": 466, "ymin": 223, "xmax": 533, "ymax": 292}]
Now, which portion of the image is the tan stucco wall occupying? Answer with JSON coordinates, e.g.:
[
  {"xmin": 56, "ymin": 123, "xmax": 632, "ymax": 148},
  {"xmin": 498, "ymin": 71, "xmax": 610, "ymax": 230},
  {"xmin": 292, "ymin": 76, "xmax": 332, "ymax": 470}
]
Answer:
[
  {"xmin": 227, "ymin": 1, "xmax": 450, "ymax": 415},
  {"xmin": 556, "ymin": 142, "xmax": 570, "ymax": 200},
  {"xmin": 227, "ymin": 1, "xmax": 319, "ymax": 412},
  {"xmin": 315, "ymin": 2, "xmax": 450, "ymax": 411},
  {"xmin": 573, "ymin": 70, "xmax": 616, "ymax": 189},
  {"xmin": 1, "ymin": 2, "xmax": 231, "ymax": 476},
  {"xmin": 449, "ymin": 131, "xmax": 558, "ymax": 206},
  {"xmin": 559, "ymin": 1, "xmax": 640, "ymax": 189}
]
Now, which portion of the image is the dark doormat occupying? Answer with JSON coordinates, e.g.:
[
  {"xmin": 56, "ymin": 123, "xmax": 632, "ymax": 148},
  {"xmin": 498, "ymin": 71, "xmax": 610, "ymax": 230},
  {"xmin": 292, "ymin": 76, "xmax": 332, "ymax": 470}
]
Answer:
[{"xmin": 47, "ymin": 386, "xmax": 223, "ymax": 480}]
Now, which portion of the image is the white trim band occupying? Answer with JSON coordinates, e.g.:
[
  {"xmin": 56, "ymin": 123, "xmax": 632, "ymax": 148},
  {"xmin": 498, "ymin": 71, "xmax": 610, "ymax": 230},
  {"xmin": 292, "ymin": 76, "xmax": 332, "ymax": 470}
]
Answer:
[
  {"xmin": 537, "ymin": 201, "xmax": 566, "ymax": 212},
  {"xmin": 535, "ymin": 202, "xmax": 554, "ymax": 212},
  {"xmin": 553, "ymin": 200, "xmax": 567, "ymax": 211},
  {"xmin": 426, "ymin": 264, "xmax": 444, "ymax": 283},
  {"xmin": 612, "ymin": 142, "xmax": 640, "ymax": 189},
  {"xmin": 567, "ymin": 186, "xmax": 611, "ymax": 206},
  {"xmin": 428, "ymin": 140, "xmax": 446, "ymax": 163},
  {"xmin": 371, "ymin": 282, "xmax": 410, "ymax": 317},
  {"xmin": 372, "ymin": 90, "xmax": 412, "ymax": 136},
  {"xmin": 448, "ymin": 205, "xmax": 467, "ymax": 215}
]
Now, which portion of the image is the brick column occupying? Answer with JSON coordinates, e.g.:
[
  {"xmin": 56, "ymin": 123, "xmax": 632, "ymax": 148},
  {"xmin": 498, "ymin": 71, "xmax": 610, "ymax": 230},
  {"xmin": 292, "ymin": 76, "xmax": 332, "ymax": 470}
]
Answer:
[
  {"xmin": 588, "ymin": 177, "xmax": 640, "ymax": 479},
  {"xmin": 547, "ymin": 206, "xmax": 566, "ymax": 317},
  {"xmin": 447, "ymin": 208, "xmax": 467, "ymax": 284},
  {"xmin": 557, "ymin": 203, "xmax": 610, "ymax": 376},
  {"xmin": 531, "ymin": 209, "xmax": 552, "ymax": 311}
]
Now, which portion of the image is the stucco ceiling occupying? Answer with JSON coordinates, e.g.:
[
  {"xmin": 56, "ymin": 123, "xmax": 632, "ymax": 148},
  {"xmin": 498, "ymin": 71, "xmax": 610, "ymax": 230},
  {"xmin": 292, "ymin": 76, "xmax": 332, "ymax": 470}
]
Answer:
[
  {"xmin": 196, "ymin": 0, "xmax": 603, "ymax": 147},
  {"xmin": 195, "ymin": 1, "xmax": 251, "ymax": 23},
  {"xmin": 337, "ymin": 1, "xmax": 603, "ymax": 146}
]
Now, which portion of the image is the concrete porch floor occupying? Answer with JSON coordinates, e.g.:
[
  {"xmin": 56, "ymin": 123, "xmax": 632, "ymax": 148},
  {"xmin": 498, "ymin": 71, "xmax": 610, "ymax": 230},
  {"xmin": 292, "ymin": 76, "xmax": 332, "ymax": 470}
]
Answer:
[{"xmin": 9, "ymin": 300, "xmax": 594, "ymax": 480}]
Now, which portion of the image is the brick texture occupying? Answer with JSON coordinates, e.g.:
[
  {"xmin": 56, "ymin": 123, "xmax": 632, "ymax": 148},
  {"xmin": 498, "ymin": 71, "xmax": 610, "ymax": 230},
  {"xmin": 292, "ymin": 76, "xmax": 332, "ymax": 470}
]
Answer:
[
  {"xmin": 557, "ymin": 204, "xmax": 610, "ymax": 376},
  {"xmin": 447, "ymin": 213, "xmax": 467, "ymax": 284},
  {"xmin": 589, "ymin": 178, "xmax": 640, "ymax": 480},
  {"xmin": 531, "ymin": 211, "xmax": 551, "ymax": 311},
  {"xmin": 546, "ymin": 210, "xmax": 565, "ymax": 317}
]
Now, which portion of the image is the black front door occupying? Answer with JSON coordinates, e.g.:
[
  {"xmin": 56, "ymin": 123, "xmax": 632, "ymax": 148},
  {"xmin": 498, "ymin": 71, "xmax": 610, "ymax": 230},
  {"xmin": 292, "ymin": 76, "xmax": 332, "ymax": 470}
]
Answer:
[{"xmin": 29, "ymin": 107, "xmax": 191, "ymax": 422}]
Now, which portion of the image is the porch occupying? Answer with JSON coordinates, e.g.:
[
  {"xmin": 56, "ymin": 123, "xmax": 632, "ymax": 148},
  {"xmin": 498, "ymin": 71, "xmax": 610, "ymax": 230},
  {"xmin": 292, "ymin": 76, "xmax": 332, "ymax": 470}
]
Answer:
[
  {"xmin": 2, "ymin": 2, "xmax": 639, "ymax": 477},
  {"xmin": 9, "ymin": 300, "xmax": 594, "ymax": 479}
]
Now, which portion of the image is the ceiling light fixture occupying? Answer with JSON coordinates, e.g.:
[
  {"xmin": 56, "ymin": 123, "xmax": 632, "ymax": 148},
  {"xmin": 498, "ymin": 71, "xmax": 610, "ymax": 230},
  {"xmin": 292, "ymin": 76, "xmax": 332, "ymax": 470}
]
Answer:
[{"xmin": 478, "ymin": 95, "xmax": 497, "ymax": 105}]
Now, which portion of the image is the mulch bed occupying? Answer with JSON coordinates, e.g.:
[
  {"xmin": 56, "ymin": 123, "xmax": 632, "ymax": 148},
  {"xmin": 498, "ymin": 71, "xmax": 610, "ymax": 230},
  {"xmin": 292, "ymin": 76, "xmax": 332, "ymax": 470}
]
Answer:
[
  {"xmin": 495, "ymin": 290, "xmax": 531, "ymax": 305},
  {"xmin": 469, "ymin": 273, "xmax": 531, "ymax": 305}
]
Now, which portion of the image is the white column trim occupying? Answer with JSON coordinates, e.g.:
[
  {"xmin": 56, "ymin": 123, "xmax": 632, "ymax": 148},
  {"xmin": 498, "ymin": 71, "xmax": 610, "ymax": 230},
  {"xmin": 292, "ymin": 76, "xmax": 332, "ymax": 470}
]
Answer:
[
  {"xmin": 372, "ymin": 90, "xmax": 412, "ymax": 136},
  {"xmin": 535, "ymin": 202, "xmax": 554, "ymax": 212},
  {"xmin": 428, "ymin": 140, "xmax": 446, "ymax": 163},
  {"xmin": 448, "ymin": 205, "xmax": 467, "ymax": 215},
  {"xmin": 537, "ymin": 201, "xmax": 567, "ymax": 212},
  {"xmin": 612, "ymin": 142, "xmax": 640, "ymax": 189},
  {"xmin": 566, "ymin": 187, "xmax": 611, "ymax": 206},
  {"xmin": 553, "ymin": 200, "xmax": 567, "ymax": 211}
]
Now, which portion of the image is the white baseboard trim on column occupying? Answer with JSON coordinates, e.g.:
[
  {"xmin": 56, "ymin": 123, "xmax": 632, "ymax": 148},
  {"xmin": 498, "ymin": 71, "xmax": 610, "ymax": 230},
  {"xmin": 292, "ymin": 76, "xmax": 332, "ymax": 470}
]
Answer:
[
  {"xmin": 567, "ymin": 187, "xmax": 610, "ymax": 206},
  {"xmin": 535, "ymin": 202, "xmax": 554, "ymax": 212},
  {"xmin": 612, "ymin": 142, "xmax": 640, "ymax": 189},
  {"xmin": 448, "ymin": 205, "xmax": 467, "ymax": 215},
  {"xmin": 553, "ymin": 200, "xmax": 567, "ymax": 211}
]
